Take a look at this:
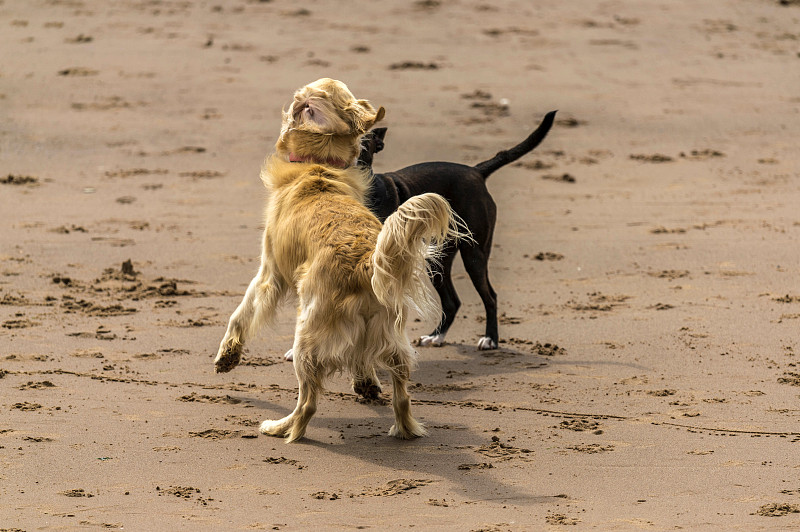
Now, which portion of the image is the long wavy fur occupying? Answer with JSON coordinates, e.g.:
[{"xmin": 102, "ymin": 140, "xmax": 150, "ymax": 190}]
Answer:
[{"xmin": 372, "ymin": 193, "xmax": 470, "ymax": 332}]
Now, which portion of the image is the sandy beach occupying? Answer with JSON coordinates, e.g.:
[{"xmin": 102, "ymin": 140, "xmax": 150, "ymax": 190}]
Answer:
[{"xmin": 2, "ymin": 0, "xmax": 800, "ymax": 529}]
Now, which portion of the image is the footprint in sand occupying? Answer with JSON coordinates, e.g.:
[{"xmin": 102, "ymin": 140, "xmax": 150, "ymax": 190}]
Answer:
[
  {"xmin": 60, "ymin": 488, "xmax": 94, "ymax": 498},
  {"xmin": 188, "ymin": 429, "xmax": 242, "ymax": 440},
  {"xmin": 17, "ymin": 381, "xmax": 56, "ymax": 390},
  {"xmin": 11, "ymin": 402, "xmax": 43, "ymax": 411},
  {"xmin": 388, "ymin": 61, "xmax": 440, "ymax": 70},
  {"xmin": 177, "ymin": 393, "xmax": 242, "ymax": 404},
  {"xmin": 680, "ymin": 149, "xmax": 725, "ymax": 160},
  {"xmin": 58, "ymin": 67, "xmax": 98, "ymax": 76},
  {"xmin": 541, "ymin": 173, "xmax": 576, "ymax": 183},
  {"xmin": 630, "ymin": 153, "xmax": 674, "ymax": 163},
  {"xmin": 565, "ymin": 443, "xmax": 615, "ymax": 454},
  {"xmin": 360, "ymin": 479, "xmax": 433, "ymax": 497},
  {"xmin": 559, "ymin": 418, "xmax": 601, "ymax": 432},
  {"xmin": 2, "ymin": 318, "xmax": 40, "ymax": 329},
  {"xmin": 264, "ymin": 457, "xmax": 305, "ymax": 470},
  {"xmin": 475, "ymin": 437, "xmax": 533, "ymax": 461},
  {"xmin": 1, "ymin": 174, "xmax": 39, "ymax": 186},
  {"xmin": 65, "ymin": 34, "xmax": 93, "ymax": 44}
]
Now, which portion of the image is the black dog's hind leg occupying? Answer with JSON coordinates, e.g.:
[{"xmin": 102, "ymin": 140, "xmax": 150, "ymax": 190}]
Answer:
[
  {"xmin": 461, "ymin": 243, "xmax": 498, "ymax": 350},
  {"xmin": 419, "ymin": 243, "xmax": 460, "ymax": 347}
]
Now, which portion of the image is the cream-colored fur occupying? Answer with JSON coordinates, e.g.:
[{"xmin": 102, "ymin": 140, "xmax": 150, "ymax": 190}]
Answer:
[{"xmin": 214, "ymin": 78, "xmax": 464, "ymax": 443}]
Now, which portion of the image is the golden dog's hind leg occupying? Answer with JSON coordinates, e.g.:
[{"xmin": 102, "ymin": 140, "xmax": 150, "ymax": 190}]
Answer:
[
  {"xmin": 386, "ymin": 347, "xmax": 427, "ymax": 439},
  {"xmin": 214, "ymin": 267, "xmax": 285, "ymax": 374},
  {"xmin": 260, "ymin": 342, "xmax": 321, "ymax": 443},
  {"xmin": 259, "ymin": 376, "xmax": 319, "ymax": 443}
]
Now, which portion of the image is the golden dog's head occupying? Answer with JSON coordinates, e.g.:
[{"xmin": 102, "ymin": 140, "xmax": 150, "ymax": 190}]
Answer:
[{"xmin": 276, "ymin": 78, "xmax": 385, "ymax": 168}]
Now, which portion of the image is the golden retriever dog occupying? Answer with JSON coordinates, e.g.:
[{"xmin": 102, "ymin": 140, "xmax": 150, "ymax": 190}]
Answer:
[{"xmin": 213, "ymin": 78, "xmax": 465, "ymax": 442}]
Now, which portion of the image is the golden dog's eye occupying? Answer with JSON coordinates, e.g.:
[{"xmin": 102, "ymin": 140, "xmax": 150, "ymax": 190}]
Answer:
[{"xmin": 304, "ymin": 103, "xmax": 314, "ymax": 118}]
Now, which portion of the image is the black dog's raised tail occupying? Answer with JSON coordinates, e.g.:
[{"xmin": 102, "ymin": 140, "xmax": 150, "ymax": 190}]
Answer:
[{"xmin": 473, "ymin": 110, "xmax": 557, "ymax": 180}]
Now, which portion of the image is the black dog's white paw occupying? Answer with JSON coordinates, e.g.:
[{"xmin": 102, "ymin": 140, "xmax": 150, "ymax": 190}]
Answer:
[
  {"xmin": 417, "ymin": 333, "xmax": 446, "ymax": 347},
  {"xmin": 477, "ymin": 336, "xmax": 498, "ymax": 350}
]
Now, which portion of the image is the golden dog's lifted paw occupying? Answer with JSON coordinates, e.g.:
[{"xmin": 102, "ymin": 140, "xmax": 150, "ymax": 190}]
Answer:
[{"xmin": 214, "ymin": 345, "xmax": 242, "ymax": 373}]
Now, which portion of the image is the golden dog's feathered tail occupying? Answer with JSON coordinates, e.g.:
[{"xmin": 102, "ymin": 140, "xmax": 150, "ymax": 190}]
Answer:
[{"xmin": 371, "ymin": 193, "xmax": 469, "ymax": 332}]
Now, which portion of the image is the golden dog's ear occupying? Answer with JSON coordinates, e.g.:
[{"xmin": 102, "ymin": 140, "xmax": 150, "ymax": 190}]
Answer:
[
  {"xmin": 374, "ymin": 106, "xmax": 386, "ymax": 125},
  {"xmin": 349, "ymin": 101, "xmax": 385, "ymax": 133}
]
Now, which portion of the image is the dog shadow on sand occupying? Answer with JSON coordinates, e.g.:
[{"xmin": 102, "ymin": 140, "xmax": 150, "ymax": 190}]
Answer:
[
  {"xmin": 242, "ymin": 389, "xmax": 550, "ymax": 506},
  {"xmin": 229, "ymin": 340, "xmax": 647, "ymax": 505}
]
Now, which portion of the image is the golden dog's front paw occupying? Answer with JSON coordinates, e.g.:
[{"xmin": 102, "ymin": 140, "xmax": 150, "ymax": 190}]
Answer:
[{"xmin": 214, "ymin": 343, "xmax": 242, "ymax": 373}]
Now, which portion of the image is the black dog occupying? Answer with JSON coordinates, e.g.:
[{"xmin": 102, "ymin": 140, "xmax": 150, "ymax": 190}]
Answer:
[
  {"xmin": 360, "ymin": 110, "xmax": 557, "ymax": 350},
  {"xmin": 282, "ymin": 110, "xmax": 556, "ymax": 363}
]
